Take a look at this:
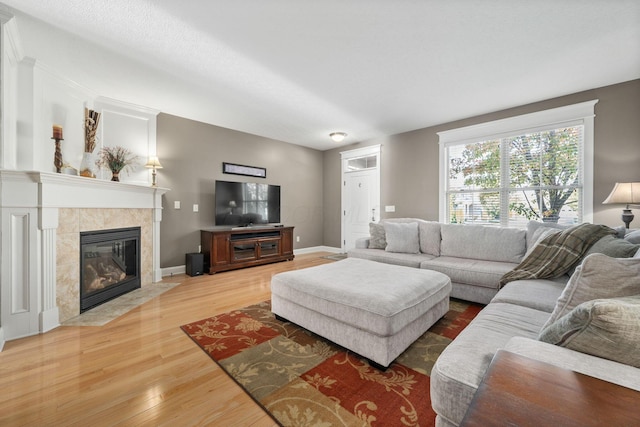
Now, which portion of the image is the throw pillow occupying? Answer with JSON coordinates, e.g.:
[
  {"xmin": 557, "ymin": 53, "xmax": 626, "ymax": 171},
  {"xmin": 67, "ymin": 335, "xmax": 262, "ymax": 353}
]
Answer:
[
  {"xmin": 539, "ymin": 296, "xmax": 640, "ymax": 368},
  {"xmin": 542, "ymin": 253, "xmax": 640, "ymax": 330},
  {"xmin": 525, "ymin": 220, "xmax": 570, "ymax": 250},
  {"xmin": 524, "ymin": 227, "xmax": 560, "ymax": 258},
  {"xmin": 419, "ymin": 221, "xmax": 441, "ymax": 256},
  {"xmin": 384, "ymin": 222, "xmax": 420, "ymax": 254},
  {"xmin": 368, "ymin": 222, "xmax": 387, "ymax": 249},
  {"xmin": 625, "ymin": 229, "xmax": 640, "ymax": 244},
  {"xmin": 583, "ymin": 235, "xmax": 640, "ymax": 259}
]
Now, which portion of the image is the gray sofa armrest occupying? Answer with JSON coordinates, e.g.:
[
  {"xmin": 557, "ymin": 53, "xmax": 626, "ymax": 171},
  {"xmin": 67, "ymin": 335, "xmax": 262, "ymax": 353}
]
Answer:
[
  {"xmin": 355, "ymin": 237, "xmax": 370, "ymax": 249},
  {"xmin": 504, "ymin": 336, "xmax": 640, "ymax": 391}
]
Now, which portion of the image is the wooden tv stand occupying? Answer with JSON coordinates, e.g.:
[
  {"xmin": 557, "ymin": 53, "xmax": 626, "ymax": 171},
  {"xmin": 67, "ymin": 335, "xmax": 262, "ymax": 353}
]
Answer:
[{"xmin": 201, "ymin": 226, "xmax": 294, "ymax": 274}]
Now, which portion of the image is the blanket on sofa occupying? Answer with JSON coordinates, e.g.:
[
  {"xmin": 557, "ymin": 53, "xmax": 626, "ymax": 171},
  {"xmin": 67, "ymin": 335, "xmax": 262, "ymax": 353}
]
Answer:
[{"xmin": 500, "ymin": 223, "xmax": 616, "ymax": 287}]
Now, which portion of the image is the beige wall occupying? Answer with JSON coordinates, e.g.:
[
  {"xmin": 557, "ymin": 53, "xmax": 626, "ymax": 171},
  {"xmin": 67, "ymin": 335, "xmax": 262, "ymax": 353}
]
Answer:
[
  {"xmin": 157, "ymin": 80, "xmax": 638, "ymax": 259},
  {"xmin": 157, "ymin": 113, "xmax": 324, "ymax": 267},
  {"xmin": 323, "ymin": 79, "xmax": 640, "ymax": 247}
]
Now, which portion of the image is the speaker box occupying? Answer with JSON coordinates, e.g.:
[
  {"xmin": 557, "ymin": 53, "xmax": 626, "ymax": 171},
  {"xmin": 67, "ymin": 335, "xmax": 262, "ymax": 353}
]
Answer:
[{"xmin": 186, "ymin": 252, "xmax": 204, "ymax": 276}]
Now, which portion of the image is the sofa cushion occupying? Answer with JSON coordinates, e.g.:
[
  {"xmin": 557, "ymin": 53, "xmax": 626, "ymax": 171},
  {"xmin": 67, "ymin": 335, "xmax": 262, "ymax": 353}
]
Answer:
[
  {"xmin": 368, "ymin": 222, "xmax": 386, "ymax": 249},
  {"xmin": 492, "ymin": 278, "xmax": 568, "ymax": 312},
  {"xmin": 420, "ymin": 256, "xmax": 517, "ymax": 289},
  {"xmin": 539, "ymin": 296, "xmax": 640, "ymax": 368},
  {"xmin": 347, "ymin": 248, "xmax": 435, "ymax": 268},
  {"xmin": 625, "ymin": 229, "xmax": 640, "ymax": 244},
  {"xmin": 525, "ymin": 220, "xmax": 570, "ymax": 250},
  {"xmin": 419, "ymin": 221, "xmax": 441, "ymax": 256},
  {"xmin": 430, "ymin": 302, "xmax": 551, "ymax": 426},
  {"xmin": 440, "ymin": 224, "xmax": 526, "ymax": 263},
  {"xmin": 384, "ymin": 221, "xmax": 420, "ymax": 253},
  {"xmin": 584, "ymin": 234, "xmax": 640, "ymax": 258},
  {"xmin": 543, "ymin": 253, "xmax": 640, "ymax": 329}
]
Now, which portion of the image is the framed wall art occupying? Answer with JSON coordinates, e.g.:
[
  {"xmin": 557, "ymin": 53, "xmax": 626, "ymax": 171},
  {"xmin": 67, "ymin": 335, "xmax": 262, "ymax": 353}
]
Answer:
[{"xmin": 222, "ymin": 162, "xmax": 267, "ymax": 178}]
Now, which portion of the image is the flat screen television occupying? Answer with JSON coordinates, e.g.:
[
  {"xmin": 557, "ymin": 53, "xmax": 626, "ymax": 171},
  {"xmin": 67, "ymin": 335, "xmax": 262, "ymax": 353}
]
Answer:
[{"xmin": 215, "ymin": 180, "xmax": 281, "ymax": 226}]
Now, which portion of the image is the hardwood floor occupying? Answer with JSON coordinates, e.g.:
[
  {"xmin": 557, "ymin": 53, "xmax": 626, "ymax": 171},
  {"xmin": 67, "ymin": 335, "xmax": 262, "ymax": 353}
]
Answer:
[{"xmin": 0, "ymin": 252, "xmax": 335, "ymax": 426}]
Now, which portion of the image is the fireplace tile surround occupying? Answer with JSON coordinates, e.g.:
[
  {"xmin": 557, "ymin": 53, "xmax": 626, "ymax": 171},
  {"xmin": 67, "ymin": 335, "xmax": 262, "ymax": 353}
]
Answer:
[
  {"xmin": 57, "ymin": 208, "xmax": 152, "ymax": 322},
  {"xmin": 0, "ymin": 171, "xmax": 167, "ymax": 346}
]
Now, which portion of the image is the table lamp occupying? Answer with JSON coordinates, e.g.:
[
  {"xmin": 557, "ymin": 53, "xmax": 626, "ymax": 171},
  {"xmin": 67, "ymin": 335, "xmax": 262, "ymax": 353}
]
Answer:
[
  {"xmin": 144, "ymin": 156, "xmax": 163, "ymax": 187},
  {"xmin": 603, "ymin": 182, "xmax": 640, "ymax": 229}
]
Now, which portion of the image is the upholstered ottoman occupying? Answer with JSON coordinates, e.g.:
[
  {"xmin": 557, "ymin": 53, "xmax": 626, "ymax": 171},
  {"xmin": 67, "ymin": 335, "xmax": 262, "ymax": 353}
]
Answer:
[{"xmin": 271, "ymin": 257, "xmax": 452, "ymax": 368}]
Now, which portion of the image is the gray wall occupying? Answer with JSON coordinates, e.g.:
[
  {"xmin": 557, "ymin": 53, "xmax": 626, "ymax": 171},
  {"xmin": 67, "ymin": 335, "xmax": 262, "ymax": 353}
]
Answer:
[
  {"xmin": 157, "ymin": 113, "xmax": 324, "ymax": 267},
  {"xmin": 323, "ymin": 79, "xmax": 640, "ymax": 247}
]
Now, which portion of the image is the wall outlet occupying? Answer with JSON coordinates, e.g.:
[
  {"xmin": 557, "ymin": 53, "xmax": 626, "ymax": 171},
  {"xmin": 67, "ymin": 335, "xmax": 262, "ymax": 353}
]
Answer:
[
  {"xmin": 174, "ymin": 201, "xmax": 181, "ymax": 209},
  {"xmin": 198, "ymin": 245, "xmax": 201, "ymax": 253},
  {"xmin": 296, "ymin": 236, "xmax": 300, "ymax": 242},
  {"xmin": 193, "ymin": 204, "xmax": 199, "ymax": 212},
  {"xmin": 385, "ymin": 205, "xmax": 396, "ymax": 212}
]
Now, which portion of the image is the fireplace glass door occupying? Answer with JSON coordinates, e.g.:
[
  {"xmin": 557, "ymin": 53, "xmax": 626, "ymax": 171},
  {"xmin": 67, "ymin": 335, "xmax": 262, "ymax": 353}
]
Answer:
[{"xmin": 80, "ymin": 227, "xmax": 141, "ymax": 312}]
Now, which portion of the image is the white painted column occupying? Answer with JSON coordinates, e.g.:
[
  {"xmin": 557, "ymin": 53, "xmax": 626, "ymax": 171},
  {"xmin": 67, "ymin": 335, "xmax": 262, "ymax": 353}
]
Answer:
[
  {"xmin": 152, "ymin": 188, "xmax": 164, "ymax": 282},
  {"xmin": 39, "ymin": 207, "xmax": 60, "ymax": 332}
]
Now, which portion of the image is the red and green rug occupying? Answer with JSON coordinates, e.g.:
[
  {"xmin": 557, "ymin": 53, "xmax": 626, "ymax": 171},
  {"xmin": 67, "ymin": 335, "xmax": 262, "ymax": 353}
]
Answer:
[{"xmin": 181, "ymin": 299, "xmax": 481, "ymax": 426}]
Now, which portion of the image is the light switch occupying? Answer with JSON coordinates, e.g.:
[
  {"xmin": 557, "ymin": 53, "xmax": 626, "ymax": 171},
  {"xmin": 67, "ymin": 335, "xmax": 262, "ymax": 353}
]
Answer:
[
  {"xmin": 193, "ymin": 204, "xmax": 199, "ymax": 212},
  {"xmin": 174, "ymin": 201, "xmax": 181, "ymax": 209},
  {"xmin": 385, "ymin": 205, "xmax": 396, "ymax": 212}
]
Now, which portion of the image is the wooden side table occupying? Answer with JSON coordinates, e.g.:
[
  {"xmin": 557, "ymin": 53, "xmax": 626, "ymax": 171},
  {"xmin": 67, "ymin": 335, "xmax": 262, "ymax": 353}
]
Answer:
[{"xmin": 461, "ymin": 349, "xmax": 640, "ymax": 427}]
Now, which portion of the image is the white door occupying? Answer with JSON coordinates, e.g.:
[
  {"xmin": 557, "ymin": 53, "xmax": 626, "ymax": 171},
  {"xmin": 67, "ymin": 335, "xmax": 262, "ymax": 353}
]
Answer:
[{"xmin": 341, "ymin": 145, "xmax": 381, "ymax": 252}]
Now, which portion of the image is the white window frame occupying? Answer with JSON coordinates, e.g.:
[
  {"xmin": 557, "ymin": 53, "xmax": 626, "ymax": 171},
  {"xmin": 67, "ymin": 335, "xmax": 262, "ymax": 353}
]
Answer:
[{"xmin": 438, "ymin": 100, "xmax": 598, "ymax": 226}]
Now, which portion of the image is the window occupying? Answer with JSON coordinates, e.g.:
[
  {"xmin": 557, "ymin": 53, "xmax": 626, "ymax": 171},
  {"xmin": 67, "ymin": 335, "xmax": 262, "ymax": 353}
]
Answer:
[{"xmin": 438, "ymin": 101, "xmax": 597, "ymax": 227}]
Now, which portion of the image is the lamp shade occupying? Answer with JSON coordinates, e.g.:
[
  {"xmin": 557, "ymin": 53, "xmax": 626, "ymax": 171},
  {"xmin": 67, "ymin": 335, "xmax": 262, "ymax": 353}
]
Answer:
[
  {"xmin": 603, "ymin": 182, "xmax": 640, "ymax": 205},
  {"xmin": 144, "ymin": 156, "xmax": 163, "ymax": 169}
]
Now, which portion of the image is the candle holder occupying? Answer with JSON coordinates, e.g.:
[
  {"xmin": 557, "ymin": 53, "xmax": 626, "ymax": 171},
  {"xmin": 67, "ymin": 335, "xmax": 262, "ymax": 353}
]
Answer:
[{"xmin": 51, "ymin": 137, "xmax": 64, "ymax": 173}]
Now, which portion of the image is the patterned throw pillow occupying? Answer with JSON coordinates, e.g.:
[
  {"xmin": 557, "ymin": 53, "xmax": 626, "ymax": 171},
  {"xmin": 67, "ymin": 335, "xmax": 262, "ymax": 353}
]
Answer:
[
  {"xmin": 539, "ymin": 296, "xmax": 640, "ymax": 368},
  {"xmin": 384, "ymin": 222, "xmax": 420, "ymax": 254},
  {"xmin": 368, "ymin": 222, "xmax": 387, "ymax": 249},
  {"xmin": 542, "ymin": 254, "xmax": 640, "ymax": 330}
]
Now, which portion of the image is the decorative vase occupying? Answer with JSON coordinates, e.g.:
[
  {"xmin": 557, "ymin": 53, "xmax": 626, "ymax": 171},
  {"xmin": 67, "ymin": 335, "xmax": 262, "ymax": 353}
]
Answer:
[
  {"xmin": 111, "ymin": 171, "xmax": 120, "ymax": 182},
  {"xmin": 79, "ymin": 152, "xmax": 96, "ymax": 178}
]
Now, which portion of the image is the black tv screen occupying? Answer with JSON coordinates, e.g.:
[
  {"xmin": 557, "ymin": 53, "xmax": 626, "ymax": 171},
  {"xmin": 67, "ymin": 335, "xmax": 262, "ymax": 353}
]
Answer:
[{"xmin": 215, "ymin": 180, "xmax": 281, "ymax": 226}]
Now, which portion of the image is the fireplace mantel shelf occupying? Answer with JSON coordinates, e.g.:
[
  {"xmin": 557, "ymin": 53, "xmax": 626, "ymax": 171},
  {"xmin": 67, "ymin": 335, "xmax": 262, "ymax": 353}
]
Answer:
[{"xmin": 1, "ymin": 170, "xmax": 169, "ymax": 209}]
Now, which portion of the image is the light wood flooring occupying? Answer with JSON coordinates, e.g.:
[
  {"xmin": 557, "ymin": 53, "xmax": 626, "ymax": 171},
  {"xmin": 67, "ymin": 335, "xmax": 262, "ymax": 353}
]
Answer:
[{"xmin": 0, "ymin": 252, "xmax": 335, "ymax": 426}]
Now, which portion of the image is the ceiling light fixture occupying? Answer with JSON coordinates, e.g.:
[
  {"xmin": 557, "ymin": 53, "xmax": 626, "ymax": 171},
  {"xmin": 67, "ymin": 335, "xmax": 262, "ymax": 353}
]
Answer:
[{"xmin": 330, "ymin": 132, "xmax": 347, "ymax": 142}]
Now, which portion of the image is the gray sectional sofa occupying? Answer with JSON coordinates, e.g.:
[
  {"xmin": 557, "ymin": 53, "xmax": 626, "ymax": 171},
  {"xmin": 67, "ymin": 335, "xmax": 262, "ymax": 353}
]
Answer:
[{"xmin": 347, "ymin": 218, "xmax": 640, "ymax": 427}]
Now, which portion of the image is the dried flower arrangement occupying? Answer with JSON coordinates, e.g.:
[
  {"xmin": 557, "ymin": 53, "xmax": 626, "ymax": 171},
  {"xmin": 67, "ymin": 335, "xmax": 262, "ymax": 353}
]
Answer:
[
  {"xmin": 84, "ymin": 108, "xmax": 101, "ymax": 153},
  {"xmin": 96, "ymin": 146, "xmax": 138, "ymax": 181},
  {"xmin": 80, "ymin": 108, "xmax": 102, "ymax": 178}
]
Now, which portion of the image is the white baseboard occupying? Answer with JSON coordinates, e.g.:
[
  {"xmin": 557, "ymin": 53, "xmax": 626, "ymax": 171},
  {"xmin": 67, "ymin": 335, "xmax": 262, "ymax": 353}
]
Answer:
[
  {"xmin": 161, "ymin": 246, "xmax": 343, "ymax": 277},
  {"xmin": 294, "ymin": 246, "xmax": 342, "ymax": 255}
]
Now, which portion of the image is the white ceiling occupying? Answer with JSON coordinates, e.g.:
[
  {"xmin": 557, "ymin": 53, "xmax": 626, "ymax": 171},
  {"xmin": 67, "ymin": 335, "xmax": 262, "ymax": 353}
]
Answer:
[{"xmin": 4, "ymin": 0, "xmax": 640, "ymax": 151}]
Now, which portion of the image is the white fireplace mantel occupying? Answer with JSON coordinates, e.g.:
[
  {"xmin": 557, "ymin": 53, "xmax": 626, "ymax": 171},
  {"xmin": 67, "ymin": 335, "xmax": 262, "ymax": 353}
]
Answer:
[{"xmin": 0, "ymin": 170, "xmax": 168, "ymax": 348}]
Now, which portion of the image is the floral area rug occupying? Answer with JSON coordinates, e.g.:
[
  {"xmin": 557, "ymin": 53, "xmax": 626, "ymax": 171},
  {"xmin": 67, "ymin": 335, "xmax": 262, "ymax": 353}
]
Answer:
[{"xmin": 181, "ymin": 299, "xmax": 482, "ymax": 427}]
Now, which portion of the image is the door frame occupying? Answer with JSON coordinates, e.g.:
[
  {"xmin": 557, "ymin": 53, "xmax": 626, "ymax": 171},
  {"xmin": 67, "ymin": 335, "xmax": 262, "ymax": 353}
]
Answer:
[{"xmin": 340, "ymin": 144, "xmax": 381, "ymax": 252}]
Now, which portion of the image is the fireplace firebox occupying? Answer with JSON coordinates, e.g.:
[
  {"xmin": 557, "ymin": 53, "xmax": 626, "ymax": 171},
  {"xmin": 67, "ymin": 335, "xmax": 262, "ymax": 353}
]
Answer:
[{"xmin": 80, "ymin": 227, "xmax": 141, "ymax": 312}]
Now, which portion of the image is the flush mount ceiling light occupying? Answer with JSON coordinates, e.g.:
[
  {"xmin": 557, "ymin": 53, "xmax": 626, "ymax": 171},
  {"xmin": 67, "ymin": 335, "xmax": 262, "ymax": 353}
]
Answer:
[{"xmin": 330, "ymin": 132, "xmax": 347, "ymax": 142}]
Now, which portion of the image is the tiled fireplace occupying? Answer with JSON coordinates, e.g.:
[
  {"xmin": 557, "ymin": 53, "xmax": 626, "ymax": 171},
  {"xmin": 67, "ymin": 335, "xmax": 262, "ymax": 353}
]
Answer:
[
  {"xmin": 57, "ymin": 208, "xmax": 153, "ymax": 322},
  {"xmin": 0, "ymin": 171, "xmax": 167, "ymax": 345}
]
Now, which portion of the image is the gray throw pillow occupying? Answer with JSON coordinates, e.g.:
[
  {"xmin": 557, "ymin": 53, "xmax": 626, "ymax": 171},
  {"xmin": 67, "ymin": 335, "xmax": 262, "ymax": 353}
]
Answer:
[
  {"xmin": 625, "ymin": 229, "xmax": 640, "ymax": 244},
  {"xmin": 539, "ymin": 296, "xmax": 640, "ymax": 368},
  {"xmin": 542, "ymin": 254, "xmax": 640, "ymax": 330},
  {"xmin": 583, "ymin": 235, "xmax": 640, "ymax": 258},
  {"xmin": 368, "ymin": 222, "xmax": 386, "ymax": 249},
  {"xmin": 525, "ymin": 220, "xmax": 570, "ymax": 250},
  {"xmin": 419, "ymin": 221, "xmax": 441, "ymax": 256},
  {"xmin": 384, "ymin": 222, "xmax": 420, "ymax": 254}
]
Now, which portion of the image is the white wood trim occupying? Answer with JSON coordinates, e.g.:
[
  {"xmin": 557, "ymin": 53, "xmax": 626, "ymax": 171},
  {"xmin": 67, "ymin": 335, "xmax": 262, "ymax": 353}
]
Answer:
[
  {"xmin": 438, "ymin": 100, "xmax": 598, "ymax": 224},
  {"xmin": 340, "ymin": 145, "xmax": 381, "ymax": 251}
]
